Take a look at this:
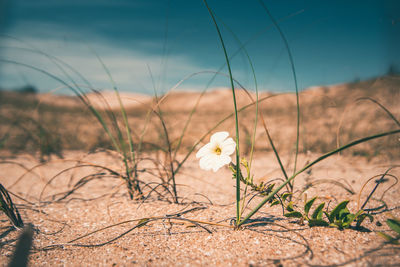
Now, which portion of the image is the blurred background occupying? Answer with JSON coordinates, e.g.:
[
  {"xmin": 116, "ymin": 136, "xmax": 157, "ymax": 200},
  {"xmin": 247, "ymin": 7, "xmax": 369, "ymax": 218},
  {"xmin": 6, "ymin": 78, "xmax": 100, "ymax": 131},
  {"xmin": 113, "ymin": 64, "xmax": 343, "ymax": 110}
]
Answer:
[
  {"xmin": 0, "ymin": 0, "xmax": 399, "ymax": 161},
  {"xmin": 0, "ymin": 0, "xmax": 399, "ymax": 95}
]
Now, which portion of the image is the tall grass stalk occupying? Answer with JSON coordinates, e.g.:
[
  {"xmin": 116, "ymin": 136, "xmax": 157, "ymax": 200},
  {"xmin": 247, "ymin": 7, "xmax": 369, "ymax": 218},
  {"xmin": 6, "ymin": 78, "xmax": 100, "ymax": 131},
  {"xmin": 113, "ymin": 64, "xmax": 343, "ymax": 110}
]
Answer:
[
  {"xmin": 208, "ymin": 13, "xmax": 260, "ymax": 220},
  {"xmin": 258, "ymin": 0, "xmax": 300, "ymax": 192},
  {"xmin": 91, "ymin": 49, "xmax": 142, "ymax": 198},
  {"xmin": 147, "ymin": 65, "xmax": 179, "ymax": 203},
  {"xmin": 227, "ymin": 29, "xmax": 259, "ymax": 221},
  {"xmin": 203, "ymin": 4, "xmax": 294, "ymax": 198},
  {"xmin": 336, "ymin": 97, "xmax": 400, "ymax": 150},
  {"xmin": 203, "ymin": 0, "xmax": 241, "ymax": 225},
  {"xmin": 215, "ymin": 16, "xmax": 259, "ymax": 169}
]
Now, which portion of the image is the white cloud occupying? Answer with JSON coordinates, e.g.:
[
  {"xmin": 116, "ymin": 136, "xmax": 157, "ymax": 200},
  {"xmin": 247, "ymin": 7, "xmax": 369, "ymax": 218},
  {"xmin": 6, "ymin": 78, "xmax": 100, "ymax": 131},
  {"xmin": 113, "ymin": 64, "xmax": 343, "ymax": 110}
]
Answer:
[{"xmin": 0, "ymin": 28, "xmax": 210, "ymax": 94}]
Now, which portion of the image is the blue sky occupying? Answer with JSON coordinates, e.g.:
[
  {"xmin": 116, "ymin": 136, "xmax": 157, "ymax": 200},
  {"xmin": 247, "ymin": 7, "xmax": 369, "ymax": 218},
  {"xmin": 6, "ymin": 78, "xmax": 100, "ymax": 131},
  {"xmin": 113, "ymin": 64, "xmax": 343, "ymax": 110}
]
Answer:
[{"xmin": 0, "ymin": 0, "xmax": 399, "ymax": 95}]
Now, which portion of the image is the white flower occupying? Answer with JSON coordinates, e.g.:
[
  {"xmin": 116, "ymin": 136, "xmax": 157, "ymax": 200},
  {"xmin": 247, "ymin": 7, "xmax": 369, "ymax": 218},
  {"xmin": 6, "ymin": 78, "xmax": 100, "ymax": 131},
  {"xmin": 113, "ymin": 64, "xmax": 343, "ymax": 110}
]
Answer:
[{"xmin": 196, "ymin": 131, "xmax": 236, "ymax": 172}]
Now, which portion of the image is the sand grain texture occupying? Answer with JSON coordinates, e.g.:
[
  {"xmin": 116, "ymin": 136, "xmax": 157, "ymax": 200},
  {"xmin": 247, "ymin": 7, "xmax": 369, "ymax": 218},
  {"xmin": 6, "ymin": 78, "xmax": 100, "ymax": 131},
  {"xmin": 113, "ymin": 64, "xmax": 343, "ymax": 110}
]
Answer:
[{"xmin": 0, "ymin": 151, "xmax": 399, "ymax": 266}]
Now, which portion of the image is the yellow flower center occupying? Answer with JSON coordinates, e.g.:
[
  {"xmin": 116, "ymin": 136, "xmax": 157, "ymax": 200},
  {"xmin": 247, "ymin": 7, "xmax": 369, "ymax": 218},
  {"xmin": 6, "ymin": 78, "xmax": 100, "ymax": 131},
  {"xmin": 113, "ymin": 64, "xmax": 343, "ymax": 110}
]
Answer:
[{"xmin": 214, "ymin": 146, "xmax": 222, "ymax": 155}]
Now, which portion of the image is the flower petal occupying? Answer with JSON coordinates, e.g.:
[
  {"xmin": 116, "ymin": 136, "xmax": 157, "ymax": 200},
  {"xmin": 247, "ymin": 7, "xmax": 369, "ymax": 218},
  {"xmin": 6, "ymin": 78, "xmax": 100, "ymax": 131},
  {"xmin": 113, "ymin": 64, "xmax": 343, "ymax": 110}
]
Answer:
[
  {"xmin": 210, "ymin": 155, "xmax": 232, "ymax": 172},
  {"xmin": 211, "ymin": 160, "xmax": 223, "ymax": 172},
  {"xmin": 221, "ymin": 137, "xmax": 236, "ymax": 155},
  {"xmin": 199, "ymin": 156, "xmax": 211, "ymax": 171},
  {"xmin": 199, "ymin": 154, "xmax": 218, "ymax": 171},
  {"xmin": 219, "ymin": 154, "xmax": 232, "ymax": 165},
  {"xmin": 196, "ymin": 143, "xmax": 213, "ymax": 158},
  {"xmin": 211, "ymin": 163, "xmax": 221, "ymax": 172},
  {"xmin": 196, "ymin": 132, "xmax": 235, "ymax": 172},
  {"xmin": 210, "ymin": 131, "xmax": 229, "ymax": 144},
  {"xmin": 210, "ymin": 156, "xmax": 227, "ymax": 172}
]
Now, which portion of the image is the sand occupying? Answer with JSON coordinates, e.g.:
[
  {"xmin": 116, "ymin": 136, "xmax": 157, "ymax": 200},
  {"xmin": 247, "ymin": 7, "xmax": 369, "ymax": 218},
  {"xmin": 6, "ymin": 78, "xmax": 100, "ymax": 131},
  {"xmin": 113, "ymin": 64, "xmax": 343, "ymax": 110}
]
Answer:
[{"xmin": 0, "ymin": 150, "xmax": 399, "ymax": 266}]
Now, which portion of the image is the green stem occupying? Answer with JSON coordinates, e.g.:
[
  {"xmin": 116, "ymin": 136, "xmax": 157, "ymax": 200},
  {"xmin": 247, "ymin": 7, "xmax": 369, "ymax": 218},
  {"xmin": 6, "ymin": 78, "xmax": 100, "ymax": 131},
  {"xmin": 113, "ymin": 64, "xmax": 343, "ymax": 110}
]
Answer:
[
  {"xmin": 203, "ymin": 0, "xmax": 241, "ymax": 226},
  {"xmin": 258, "ymin": 0, "xmax": 300, "ymax": 186},
  {"xmin": 93, "ymin": 51, "xmax": 136, "ymax": 165}
]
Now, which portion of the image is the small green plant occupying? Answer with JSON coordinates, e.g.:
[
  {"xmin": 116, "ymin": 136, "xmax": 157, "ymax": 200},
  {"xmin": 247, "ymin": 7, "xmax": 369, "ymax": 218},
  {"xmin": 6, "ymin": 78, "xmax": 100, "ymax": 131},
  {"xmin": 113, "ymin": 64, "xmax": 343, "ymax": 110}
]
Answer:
[
  {"xmin": 378, "ymin": 216, "xmax": 400, "ymax": 244},
  {"xmin": 230, "ymin": 156, "xmax": 377, "ymax": 230},
  {"xmin": 280, "ymin": 197, "xmax": 373, "ymax": 230}
]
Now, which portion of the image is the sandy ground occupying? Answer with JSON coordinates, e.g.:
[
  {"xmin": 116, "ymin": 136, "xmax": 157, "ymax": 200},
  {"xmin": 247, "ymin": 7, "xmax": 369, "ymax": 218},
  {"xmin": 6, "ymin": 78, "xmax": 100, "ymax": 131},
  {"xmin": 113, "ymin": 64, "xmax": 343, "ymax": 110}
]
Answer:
[
  {"xmin": 1, "ymin": 76, "xmax": 400, "ymax": 266},
  {"xmin": 0, "ymin": 150, "xmax": 399, "ymax": 266}
]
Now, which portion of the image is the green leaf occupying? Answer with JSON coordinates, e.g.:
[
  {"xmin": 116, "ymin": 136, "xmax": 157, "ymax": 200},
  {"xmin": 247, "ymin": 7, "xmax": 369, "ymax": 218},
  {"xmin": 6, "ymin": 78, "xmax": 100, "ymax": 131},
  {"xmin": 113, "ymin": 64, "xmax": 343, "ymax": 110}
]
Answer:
[
  {"xmin": 338, "ymin": 207, "xmax": 350, "ymax": 220},
  {"xmin": 329, "ymin": 222, "xmax": 339, "ymax": 228},
  {"xmin": 311, "ymin": 203, "xmax": 325, "ymax": 220},
  {"xmin": 266, "ymin": 183, "xmax": 275, "ymax": 191},
  {"xmin": 281, "ymin": 192, "xmax": 292, "ymax": 202},
  {"xmin": 342, "ymin": 214, "xmax": 356, "ymax": 228},
  {"xmin": 329, "ymin": 200, "xmax": 349, "ymax": 223},
  {"xmin": 286, "ymin": 202, "xmax": 295, "ymax": 212},
  {"xmin": 284, "ymin": 211, "xmax": 303, "ymax": 218},
  {"xmin": 304, "ymin": 197, "xmax": 317, "ymax": 217},
  {"xmin": 331, "ymin": 220, "xmax": 346, "ymax": 230},
  {"xmin": 387, "ymin": 219, "xmax": 400, "ymax": 235},
  {"xmin": 308, "ymin": 219, "xmax": 329, "ymax": 227},
  {"xmin": 270, "ymin": 199, "xmax": 280, "ymax": 207}
]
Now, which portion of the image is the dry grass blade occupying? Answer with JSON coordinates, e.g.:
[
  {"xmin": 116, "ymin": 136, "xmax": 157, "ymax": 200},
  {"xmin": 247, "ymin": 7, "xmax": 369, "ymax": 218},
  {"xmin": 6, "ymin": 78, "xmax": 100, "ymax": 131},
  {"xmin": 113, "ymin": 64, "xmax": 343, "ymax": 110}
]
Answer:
[
  {"xmin": 336, "ymin": 95, "xmax": 400, "ymax": 151},
  {"xmin": 38, "ymin": 206, "xmax": 222, "ymax": 250},
  {"xmin": 301, "ymin": 179, "xmax": 355, "ymax": 195},
  {"xmin": 357, "ymin": 167, "xmax": 399, "ymax": 211}
]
